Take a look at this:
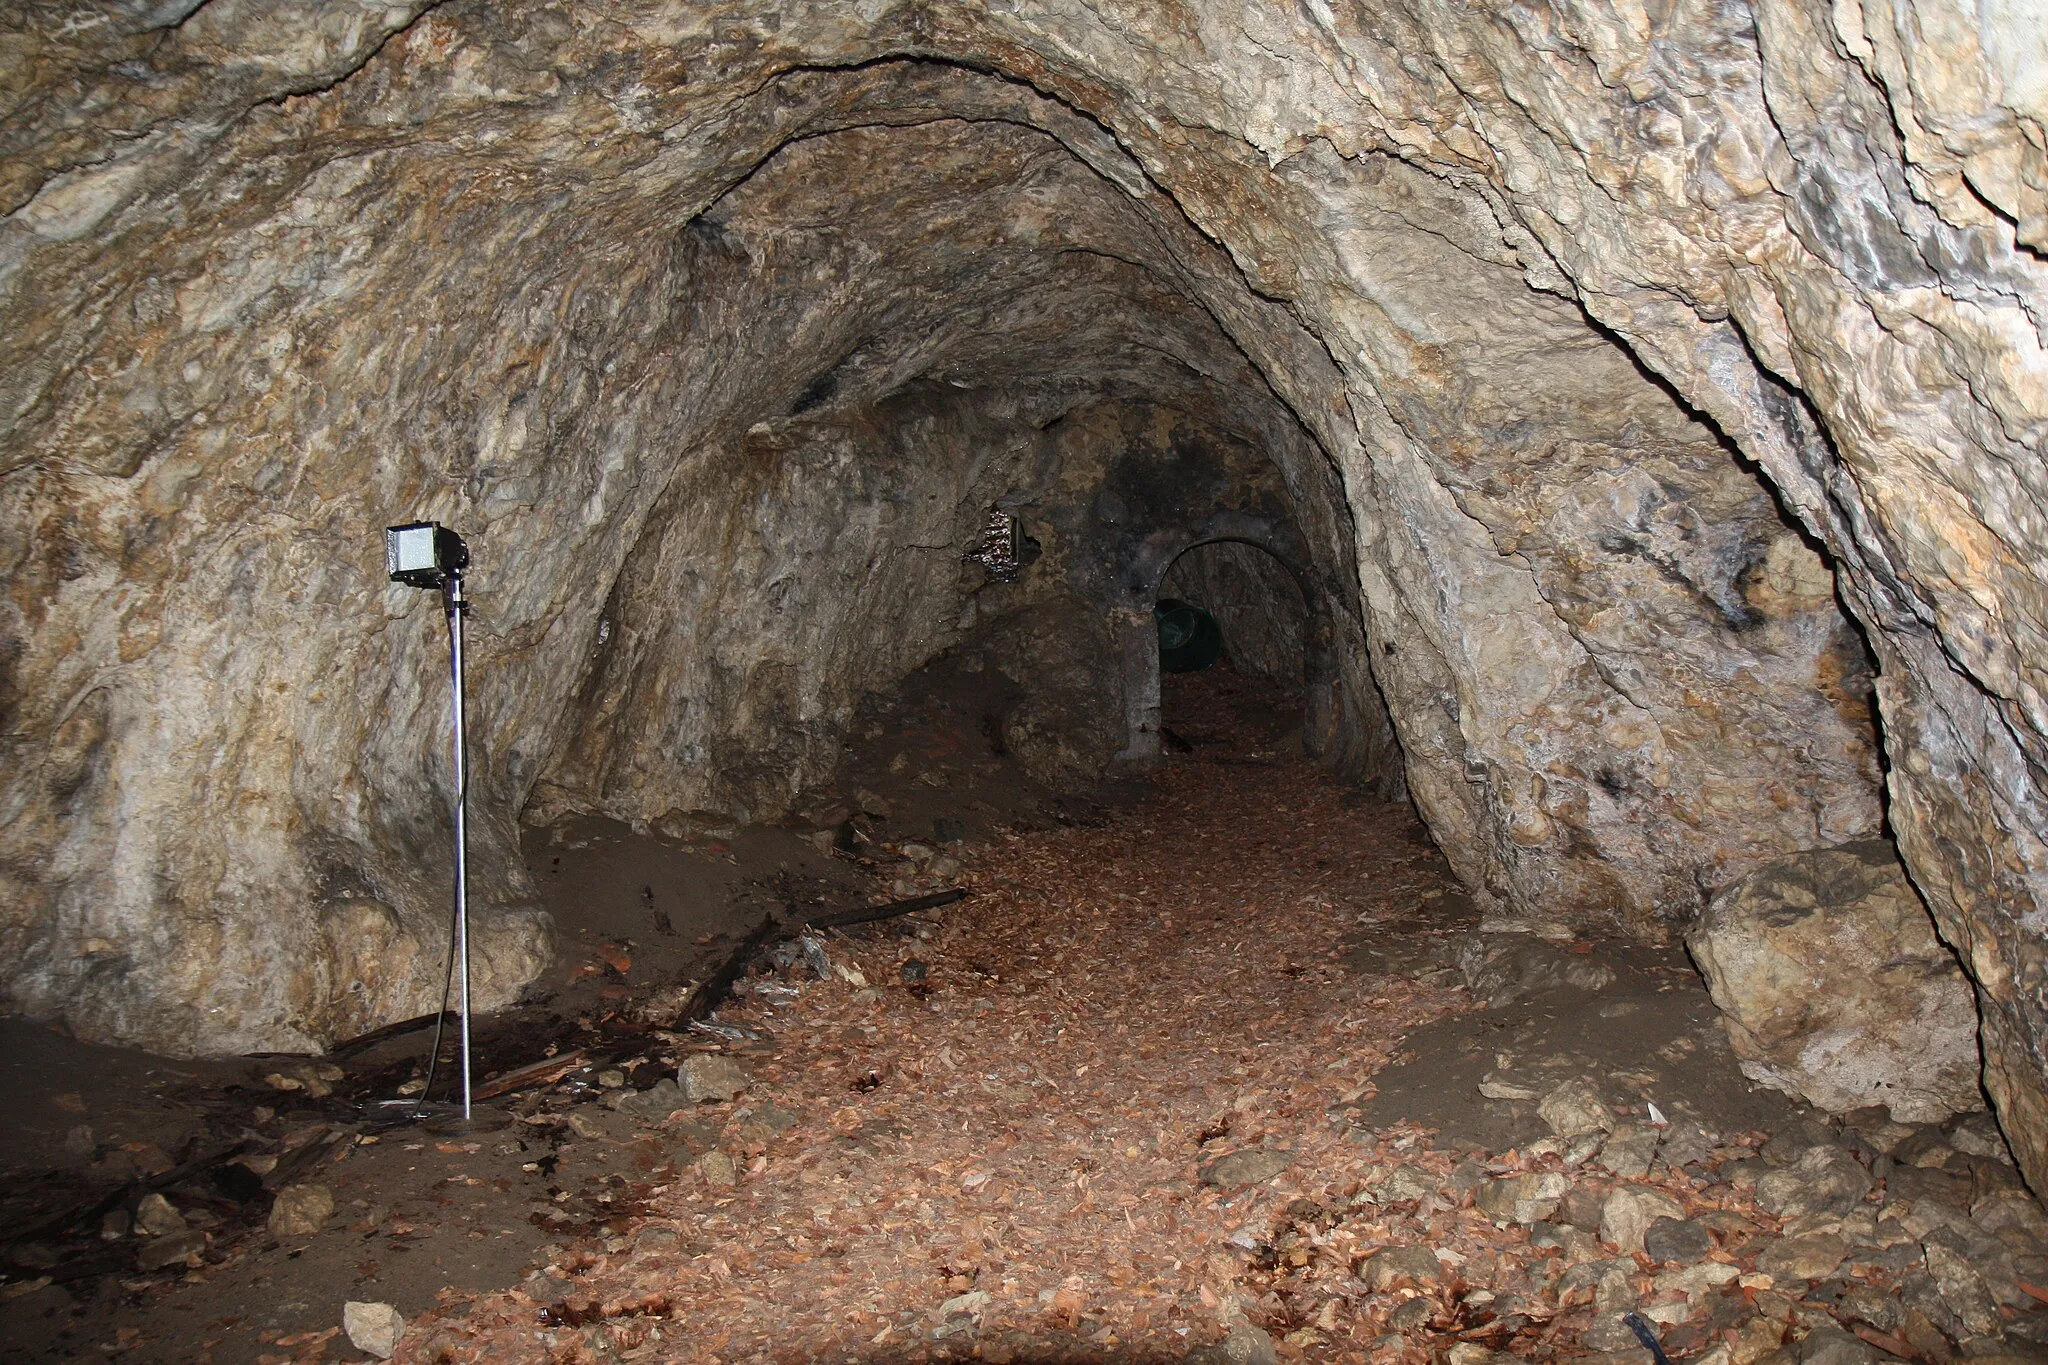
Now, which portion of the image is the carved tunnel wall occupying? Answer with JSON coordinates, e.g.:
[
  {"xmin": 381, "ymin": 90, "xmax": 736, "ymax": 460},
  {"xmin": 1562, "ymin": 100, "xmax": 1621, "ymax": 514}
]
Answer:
[{"xmin": 2, "ymin": 1, "xmax": 2043, "ymax": 1188}]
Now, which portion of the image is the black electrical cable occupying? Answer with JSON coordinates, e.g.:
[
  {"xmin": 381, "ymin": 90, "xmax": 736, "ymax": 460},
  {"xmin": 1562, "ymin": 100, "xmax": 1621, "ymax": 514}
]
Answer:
[
  {"xmin": 1624, "ymin": 1313, "xmax": 1673, "ymax": 1365},
  {"xmin": 413, "ymin": 915, "xmax": 459, "ymax": 1111}
]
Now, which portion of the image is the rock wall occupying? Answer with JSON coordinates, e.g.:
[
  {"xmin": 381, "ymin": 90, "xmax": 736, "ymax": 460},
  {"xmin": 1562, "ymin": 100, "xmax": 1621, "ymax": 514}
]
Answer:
[
  {"xmin": 6, "ymin": 0, "xmax": 2032, "ymax": 1178},
  {"xmin": 0, "ymin": 57, "xmax": 1385, "ymax": 1053},
  {"xmin": 532, "ymin": 384, "xmax": 1344, "ymax": 823}
]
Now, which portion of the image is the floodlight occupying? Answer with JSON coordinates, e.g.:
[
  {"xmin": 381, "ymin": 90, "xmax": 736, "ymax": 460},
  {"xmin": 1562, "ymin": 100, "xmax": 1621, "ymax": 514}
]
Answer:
[
  {"xmin": 381, "ymin": 520, "xmax": 497, "ymax": 1129},
  {"xmin": 385, "ymin": 521, "xmax": 469, "ymax": 589}
]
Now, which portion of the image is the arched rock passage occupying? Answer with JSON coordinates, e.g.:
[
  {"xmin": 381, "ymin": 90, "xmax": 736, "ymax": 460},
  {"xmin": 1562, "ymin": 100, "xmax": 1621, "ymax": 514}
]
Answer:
[
  {"xmin": 2, "ymin": 1, "xmax": 2042, "ymax": 1186},
  {"xmin": 1130, "ymin": 535, "xmax": 1371, "ymax": 779},
  {"xmin": 1161, "ymin": 541, "xmax": 1312, "ymax": 695}
]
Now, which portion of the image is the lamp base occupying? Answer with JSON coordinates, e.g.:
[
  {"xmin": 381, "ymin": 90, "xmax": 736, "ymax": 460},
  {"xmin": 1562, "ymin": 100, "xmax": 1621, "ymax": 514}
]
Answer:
[
  {"xmin": 420, "ymin": 1105, "xmax": 512, "ymax": 1135},
  {"xmin": 371, "ymin": 1099, "xmax": 513, "ymax": 1134}
]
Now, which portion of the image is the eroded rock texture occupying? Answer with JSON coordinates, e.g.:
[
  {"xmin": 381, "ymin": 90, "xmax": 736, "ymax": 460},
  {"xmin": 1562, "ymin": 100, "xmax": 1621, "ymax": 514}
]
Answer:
[
  {"xmin": 1691, "ymin": 841, "xmax": 1984, "ymax": 1124},
  {"xmin": 0, "ymin": 0, "xmax": 2040, "ymax": 1189}
]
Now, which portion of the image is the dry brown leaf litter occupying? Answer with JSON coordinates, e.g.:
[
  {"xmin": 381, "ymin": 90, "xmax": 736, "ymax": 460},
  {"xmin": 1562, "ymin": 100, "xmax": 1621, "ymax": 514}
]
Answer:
[{"xmin": 375, "ymin": 697, "xmax": 1918, "ymax": 1365}]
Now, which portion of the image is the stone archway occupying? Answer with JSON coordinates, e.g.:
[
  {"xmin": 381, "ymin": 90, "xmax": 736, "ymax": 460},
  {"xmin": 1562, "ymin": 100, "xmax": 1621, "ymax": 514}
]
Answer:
[{"xmin": 1112, "ymin": 517, "xmax": 1340, "ymax": 770}]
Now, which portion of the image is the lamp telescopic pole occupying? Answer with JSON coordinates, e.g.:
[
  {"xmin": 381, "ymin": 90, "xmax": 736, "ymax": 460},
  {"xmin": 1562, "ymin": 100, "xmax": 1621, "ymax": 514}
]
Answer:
[{"xmin": 445, "ymin": 572, "xmax": 472, "ymax": 1122}]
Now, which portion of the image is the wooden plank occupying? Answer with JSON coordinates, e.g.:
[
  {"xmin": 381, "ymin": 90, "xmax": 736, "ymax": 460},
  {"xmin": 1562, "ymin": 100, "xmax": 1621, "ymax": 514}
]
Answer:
[
  {"xmin": 326, "ymin": 1010, "xmax": 457, "ymax": 1060},
  {"xmin": 472, "ymin": 1048, "xmax": 590, "ymax": 1102},
  {"xmin": 683, "ymin": 914, "xmax": 781, "ymax": 1024},
  {"xmin": 807, "ymin": 888, "xmax": 967, "ymax": 930}
]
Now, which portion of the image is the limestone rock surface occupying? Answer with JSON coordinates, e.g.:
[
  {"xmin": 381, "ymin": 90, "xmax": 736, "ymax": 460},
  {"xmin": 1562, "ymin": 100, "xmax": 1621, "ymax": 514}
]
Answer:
[
  {"xmin": 0, "ymin": 0, "xmax": 1881, "ymax": 1065},
  {"xmin": 1690, "ymin": 843, "xmax": 1983, "ymax": 1124},
  {"xmin": 0, "ymin": 0, "xmax": 2043, "ymax": 1200}
]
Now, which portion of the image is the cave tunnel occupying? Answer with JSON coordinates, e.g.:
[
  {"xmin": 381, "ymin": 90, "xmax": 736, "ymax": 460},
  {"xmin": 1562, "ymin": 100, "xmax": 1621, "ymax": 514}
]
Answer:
[
  {"xmin": 2, "ymin": 2, "xmax": 2047, "ymax": 1357},
  {"xmin": 1151, "ymin": 540, "xmax": 1318, "ymax": 757}
]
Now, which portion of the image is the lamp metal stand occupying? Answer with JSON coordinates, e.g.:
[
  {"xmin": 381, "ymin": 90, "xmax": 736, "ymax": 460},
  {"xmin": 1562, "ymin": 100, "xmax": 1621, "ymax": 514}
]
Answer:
[
  {"xmin": 375, "ymin": 524, "xmax": 508, "ymax": 1134},
  {"xmin": 445, "ymin": 572, "xmax": 472, "ymax": 1122}
]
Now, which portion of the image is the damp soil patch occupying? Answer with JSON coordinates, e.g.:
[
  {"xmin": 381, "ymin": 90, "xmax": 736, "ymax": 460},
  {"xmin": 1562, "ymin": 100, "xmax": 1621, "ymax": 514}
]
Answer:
[{"xmin": 1353, "ymin": 935, "xmax": 1820, "ymax": 1152}]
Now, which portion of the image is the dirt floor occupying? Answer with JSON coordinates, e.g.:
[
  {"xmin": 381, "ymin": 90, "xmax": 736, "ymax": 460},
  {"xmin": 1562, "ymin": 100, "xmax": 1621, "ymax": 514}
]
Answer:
[{"xmin": 3, "ymin": 662, "xmax": 2044, "ymax": 1364}]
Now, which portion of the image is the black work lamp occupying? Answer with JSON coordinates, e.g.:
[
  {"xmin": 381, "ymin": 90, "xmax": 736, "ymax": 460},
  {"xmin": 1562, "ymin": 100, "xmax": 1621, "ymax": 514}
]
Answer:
[{"xmin": 384, "ymin": 520, "xmax": 469, "ymax": 589}]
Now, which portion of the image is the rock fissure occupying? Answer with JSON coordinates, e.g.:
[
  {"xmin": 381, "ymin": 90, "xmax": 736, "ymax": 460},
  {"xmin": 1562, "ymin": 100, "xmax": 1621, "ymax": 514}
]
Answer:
[{"xmin": 0, "ymin": 0, "xmax": 449, "ymax": 222}]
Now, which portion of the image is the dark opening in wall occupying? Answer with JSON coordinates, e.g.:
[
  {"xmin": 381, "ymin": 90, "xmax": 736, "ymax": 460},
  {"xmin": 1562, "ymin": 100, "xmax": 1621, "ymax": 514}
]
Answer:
[
  {"xmin": 1160, "ymin": 541, "xmax": 1308, "ymax": 694},
  {"xmin": 1154, "ymin": 598, "xmax": 1224, "ymax": 673},
  {"xmin": 1155, "ymin": 540, "xmax": 1311, "ymax": 754}
]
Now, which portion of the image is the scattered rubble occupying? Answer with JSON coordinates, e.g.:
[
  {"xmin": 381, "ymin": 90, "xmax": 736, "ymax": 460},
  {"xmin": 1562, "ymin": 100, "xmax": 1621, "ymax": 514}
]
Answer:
[
  {"xmin": 135, "ymin": 1229, "xmax": 205, "ymax": 1272},
  {"xmin": 1460, "ymin": 932, "xmax": 1617, "ymax": 1007},
  {"xmin": 1201, "ymin": 1150, "xmax": 1297, "ymax": 1189},
  {"xmin": 266, "ymin": 1183, "xmax": 334, "ymax": 1238},
  {"xmin": 362, "ymin": 684, "xmax": 2048, "ymax": 1364},
  {"xmin": 677, "ymin": 1054, "xmax": 750, "ymax": 1103},
  {"xmin": 4, "ymin": 675, "xmax": 2042, "ymax": 1363},
  {"xmin": 1540, "ymin": 1078, "xmax": 1616, "ymax": 1137},
  {"xmin": 343, "ymin": 1299, "xmax": 404, "ymax": 1359},
  {"xmin": 132, "ymin": 1192, "xmax": 185, "ymax": 1238}
]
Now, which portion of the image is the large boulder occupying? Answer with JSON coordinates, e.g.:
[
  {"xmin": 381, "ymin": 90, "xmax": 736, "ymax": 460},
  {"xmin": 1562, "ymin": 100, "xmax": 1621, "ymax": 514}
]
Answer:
[{"xmin": 1688, "ymin": 842, "xmax": 1982, "ymax": 1124}]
